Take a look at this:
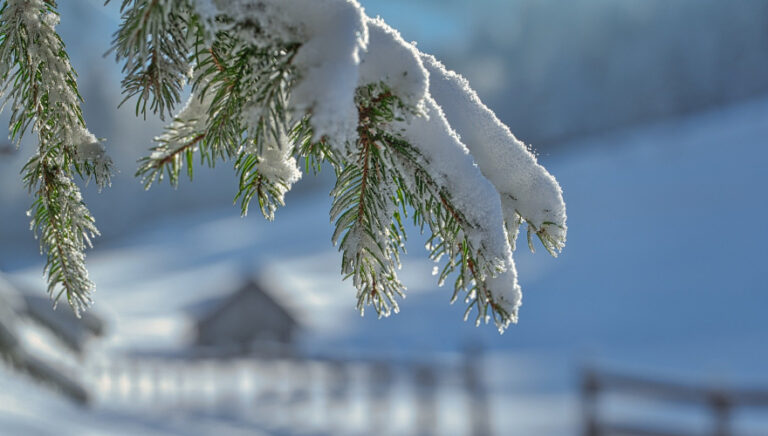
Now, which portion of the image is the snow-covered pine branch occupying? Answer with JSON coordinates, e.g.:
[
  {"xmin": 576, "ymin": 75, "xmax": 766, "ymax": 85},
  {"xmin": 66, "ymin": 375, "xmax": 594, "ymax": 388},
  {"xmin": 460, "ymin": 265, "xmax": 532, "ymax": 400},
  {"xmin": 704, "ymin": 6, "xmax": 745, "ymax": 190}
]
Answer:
[
  {"xmin": 0, "ymin": 0, "xmax": 112, "ymax": 315},
  {"xmin": 0, "ymin": 0, "xmax": 566, "ymax": 332}
]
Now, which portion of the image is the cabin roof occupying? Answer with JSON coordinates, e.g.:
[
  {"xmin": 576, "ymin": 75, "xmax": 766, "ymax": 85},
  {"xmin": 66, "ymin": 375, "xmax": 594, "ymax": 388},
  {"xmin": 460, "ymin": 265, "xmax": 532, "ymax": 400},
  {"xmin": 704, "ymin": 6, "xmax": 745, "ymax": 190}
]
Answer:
[{"xmin": 194, "ymin": 278, "xmax": 300, "ymax": 331}]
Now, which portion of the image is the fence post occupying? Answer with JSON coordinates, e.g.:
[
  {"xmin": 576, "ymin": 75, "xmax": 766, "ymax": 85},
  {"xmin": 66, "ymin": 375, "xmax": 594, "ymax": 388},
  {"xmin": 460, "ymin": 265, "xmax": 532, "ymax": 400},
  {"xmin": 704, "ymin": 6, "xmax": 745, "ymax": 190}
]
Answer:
[
  {"xmin": 327, "ymin": 360, "xmax": 351, "ymax": 434},
  {"xmin": 711, "ymin": 392, "xmax": 731, "ymax": 436},
  {"xmin": 369, "ymin": 362, "xmax": 393, "ymax": 435},
  {"xmin": 464, "ymin": 345, "xmax": 492, "ymax": 436},
  {"xmin": 286, "ymin": 360, "xmax": 312, "ymax": 427},
  {"xmin": 414, "ymin": 364, "xmax": 438, "ymax": 436},
  {"xmin": 581, "ymin": 369, "xmax": 600, "ymax": 436}
]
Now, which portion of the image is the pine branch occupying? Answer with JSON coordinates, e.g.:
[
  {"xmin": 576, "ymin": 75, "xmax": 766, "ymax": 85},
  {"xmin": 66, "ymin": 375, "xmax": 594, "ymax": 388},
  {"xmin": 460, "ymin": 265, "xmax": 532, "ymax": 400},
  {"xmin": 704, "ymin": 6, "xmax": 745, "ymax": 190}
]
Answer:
[
  {"xmin": 330, "ymin": 132, "xmax": 406, "ymax": 317},
  {"xmin": 26, "ymin": 162, "xmax": 97, "ymax": 313},
  {"xmin": 410, "ymin": 164, "xmax": 511, "ymax": 324},
  {"xmin": 0, "ymin": 1, "xmax": 565, "ymax": 333},
  {"xmin": 137, "ymin": 32, "xmax": 301, "ymax": 188},
  {"xmin": 398, "ymin": 148, "xmax": 515, "ymax": 328},
  {"xmin": 138, "ymin": 30, "xmax": 305, "ymax": 225},
  {"xmin": 327, "ymin": 86, "xmax": 416, "ymax": 316},
  {"xmin": 348, "ymin": 88, "xmax": 516, "ymax": 328},
  {"xmin": 233, "ymin": 120, "xmax": 305, "ymax": 220},
  {"xmin": 0, "ymin": 0, "xmax": 109, "ymax": 313},
  {"xmin": 109, "ymin": 0, "xmax": 194, "ymax": 119},
  {"xmin": 322, "ymin": 84, "xmax": 517, "ymax": 326},
  {"xmin": 136, "ymin": 132, "xmax": 204, "ymax": 188}
]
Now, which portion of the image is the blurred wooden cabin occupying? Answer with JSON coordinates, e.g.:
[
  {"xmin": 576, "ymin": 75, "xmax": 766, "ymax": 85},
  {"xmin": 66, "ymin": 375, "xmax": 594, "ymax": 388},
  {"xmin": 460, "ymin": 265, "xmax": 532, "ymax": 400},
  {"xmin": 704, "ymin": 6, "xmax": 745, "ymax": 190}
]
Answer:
[{"xmin": 192, "ymin": 278, "xmax": 300, "ymax": 356}]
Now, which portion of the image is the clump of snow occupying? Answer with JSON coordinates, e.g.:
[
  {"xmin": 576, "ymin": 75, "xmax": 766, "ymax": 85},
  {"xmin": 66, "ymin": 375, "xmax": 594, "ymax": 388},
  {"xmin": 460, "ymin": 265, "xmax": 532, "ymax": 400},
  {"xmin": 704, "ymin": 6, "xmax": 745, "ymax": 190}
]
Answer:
[
  {"xmin": 390, "ymin": 95, "xmax": 523, "ymax": 327},
  {"xmin": 254, "ymin": 128, "xmax": 303, "ymax": 216},
  {"xmin": 193, "ymin": 0, "xmax": 368, "ymax": 150},
  {"xmin": 484, "ymin": 267, "xmax": 522, "ymax": 323},
  {"xmin": 421, "ymin": 54, "xmax": 567, "ymax": 251},
  {"xmin": 73, "ymin": 128, "xmax": 112, "ymax": 187},
  {"xmin": 280, "ymin": 0, "xmax": 367, "ymax": 148},
  {"xmin": 72, "ymin": 129, "xmax": 103, "ymax": 161},
  {"xmin": 151, "ymin": 81, "xmax": 213, "ymax": 160},
  {"xmin": 393, "ymin": 97, "xmax": 511, "ymax": 270},
  {"xmin": 357, "ymin": 17, "xmax": 428, "ymax": 111}
]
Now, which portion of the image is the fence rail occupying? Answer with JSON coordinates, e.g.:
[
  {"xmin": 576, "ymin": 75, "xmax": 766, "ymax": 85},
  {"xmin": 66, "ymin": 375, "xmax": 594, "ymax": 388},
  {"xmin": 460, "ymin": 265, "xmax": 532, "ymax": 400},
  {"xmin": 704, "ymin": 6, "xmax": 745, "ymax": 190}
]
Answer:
[
  {"xmin": 85, "ymin": 350, "xmax": 492, "ymax": 436},
  {"xmin": 582, "ymin": 368, "xmax": 768, "ymax": 436}
]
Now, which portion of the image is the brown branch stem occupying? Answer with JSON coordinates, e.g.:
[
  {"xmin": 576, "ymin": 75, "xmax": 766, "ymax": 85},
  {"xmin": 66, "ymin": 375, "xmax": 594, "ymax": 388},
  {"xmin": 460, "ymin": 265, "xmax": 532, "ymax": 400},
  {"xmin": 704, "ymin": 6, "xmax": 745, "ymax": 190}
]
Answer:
[{"xmin": 156, "ymin": 133, "xmax": 205, "ymax": 167}]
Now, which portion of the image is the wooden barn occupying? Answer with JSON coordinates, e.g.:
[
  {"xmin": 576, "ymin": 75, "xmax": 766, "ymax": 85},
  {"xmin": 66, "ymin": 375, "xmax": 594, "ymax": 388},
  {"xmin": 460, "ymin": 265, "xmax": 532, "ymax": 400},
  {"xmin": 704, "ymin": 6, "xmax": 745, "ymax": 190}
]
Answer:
[{"xmin": 192, "ymin": 278, "xmax": 300, "ymax": 355}]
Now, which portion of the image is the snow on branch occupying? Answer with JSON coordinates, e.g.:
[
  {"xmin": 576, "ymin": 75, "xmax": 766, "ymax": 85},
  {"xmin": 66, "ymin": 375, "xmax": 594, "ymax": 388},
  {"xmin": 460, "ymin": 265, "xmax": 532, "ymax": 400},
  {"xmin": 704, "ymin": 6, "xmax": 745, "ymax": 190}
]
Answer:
[
  {"xmin": 0, "ymin": 0, "xmax": 112, "ymax": 314},
  {"xmin": 421, "ymin": 54, "xmax": 567, "ymax": 255},
  {"xmin": 158, "ymin": 0, "xmax": 566, "ymax": 331},
  {"xmin": 1, "ymin": 0, "xmax": 566, "ymax": 331}
]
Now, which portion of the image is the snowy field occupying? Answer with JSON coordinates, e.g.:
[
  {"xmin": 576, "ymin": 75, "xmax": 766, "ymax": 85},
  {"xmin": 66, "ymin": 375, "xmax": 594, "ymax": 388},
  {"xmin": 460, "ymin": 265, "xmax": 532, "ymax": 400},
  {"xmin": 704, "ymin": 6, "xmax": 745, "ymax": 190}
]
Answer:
[{"xmin": 3, "ymin": 92, "xmax": 768, "ymax": 434}]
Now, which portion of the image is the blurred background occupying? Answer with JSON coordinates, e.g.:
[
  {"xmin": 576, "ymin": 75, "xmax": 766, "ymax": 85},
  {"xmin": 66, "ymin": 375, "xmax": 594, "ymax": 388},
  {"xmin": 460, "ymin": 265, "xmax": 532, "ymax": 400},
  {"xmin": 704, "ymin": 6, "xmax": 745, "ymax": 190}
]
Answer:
[{"xmin": 1, "ymin": 0, "xmax": 768, "ymax": 434}]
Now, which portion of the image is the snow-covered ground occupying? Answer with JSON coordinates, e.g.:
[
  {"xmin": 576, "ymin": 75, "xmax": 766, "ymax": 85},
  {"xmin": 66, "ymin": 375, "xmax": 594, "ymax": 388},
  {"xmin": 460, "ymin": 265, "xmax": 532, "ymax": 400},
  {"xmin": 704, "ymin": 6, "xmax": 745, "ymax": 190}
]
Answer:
[{"xmin": 4, "ymin": 94, "xmax": 768, "ymax": 434}]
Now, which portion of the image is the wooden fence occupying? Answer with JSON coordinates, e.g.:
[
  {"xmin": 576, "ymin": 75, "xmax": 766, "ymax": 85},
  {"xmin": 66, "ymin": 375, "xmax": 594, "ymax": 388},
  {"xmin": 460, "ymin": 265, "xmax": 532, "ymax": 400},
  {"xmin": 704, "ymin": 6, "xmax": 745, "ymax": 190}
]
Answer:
[
  {"xmin": 85, "ymin": 350, "xmax": 493, "ymax": 436},
  {"xmin": 582, "ymin": 368, "xmax": 768, "ymax": 436}
]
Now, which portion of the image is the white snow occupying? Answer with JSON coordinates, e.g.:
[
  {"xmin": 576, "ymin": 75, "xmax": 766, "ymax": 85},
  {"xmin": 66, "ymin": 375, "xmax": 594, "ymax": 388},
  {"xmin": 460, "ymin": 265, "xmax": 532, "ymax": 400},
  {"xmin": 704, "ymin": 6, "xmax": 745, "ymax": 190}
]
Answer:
[
  {"xmin": 357, "ymin": 17, "xmax": 428, "ymax": 111},
  {"xmin": 150, "ymin": 71, "xmax": 219, "ymax": 162},
  {"xmin": 256, "ymin": 132, "xmax": 302, "ymax": 189},
  {"xmin": 392, "ymin": 96, "xmax": 522, "ymax": 320},
  {"xmin": 247, "ymin": 127, "xmax": 303, "ymax": 220},
  {"xmin": 193, "ymin": 0, "xmax": 369, "ymax": 149},
  {"xmin": 278, "ymin": 0, "xmax": 368, "ymax": 147},
  {"xmin": 421, "ymin": 54, "xmax": 566, "ymax": 250}
]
